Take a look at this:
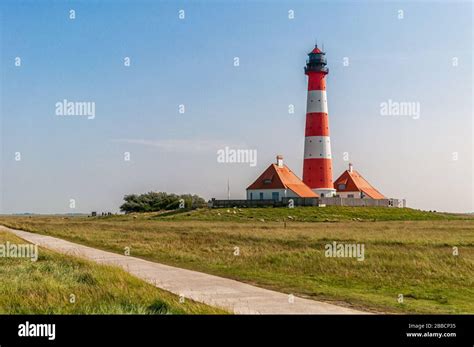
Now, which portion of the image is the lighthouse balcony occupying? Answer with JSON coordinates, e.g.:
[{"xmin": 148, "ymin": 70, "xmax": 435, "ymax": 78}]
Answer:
[{"xmin": 305, "ymin": 65, "xmax": 329, "ymax": 74}]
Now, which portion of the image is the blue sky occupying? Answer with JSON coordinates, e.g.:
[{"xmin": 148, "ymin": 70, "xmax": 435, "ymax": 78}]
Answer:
[{"xmin": 1, "ymin": 0, "xmax": 472, "ymax": 213}]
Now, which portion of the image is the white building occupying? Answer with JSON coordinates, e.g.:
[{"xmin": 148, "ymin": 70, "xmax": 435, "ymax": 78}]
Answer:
[
  {"xmin": 246, "ymin": 155, "xmax": 318, "ymax": 201},
  {"xmin": 334, "ymin": 163, "xmax": 385, "ymax": 199}
]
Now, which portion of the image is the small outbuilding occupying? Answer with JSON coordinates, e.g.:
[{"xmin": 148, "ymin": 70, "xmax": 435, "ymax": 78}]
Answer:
[
  {"xmin": 246, "ymin": 155, "xmax": 318, "ymax": 201},
  {"xmin": 334, "ymin": 163, "xmax": 385, "ymax": 199}
]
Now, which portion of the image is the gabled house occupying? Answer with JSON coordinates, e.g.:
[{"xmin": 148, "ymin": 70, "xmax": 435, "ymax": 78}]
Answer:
[
  {"xmin": 334, "ymin": 163, "xmax": 385, "ymax": 199},
  {"xmin": 247, "ymin": 155, "xmax": 318, "ymax": 201}
]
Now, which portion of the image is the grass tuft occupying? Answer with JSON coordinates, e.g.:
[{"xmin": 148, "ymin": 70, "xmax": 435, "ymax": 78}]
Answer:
[{"xmin": 0, "ymin": 230, "xmax": 226, "ymax": 314}]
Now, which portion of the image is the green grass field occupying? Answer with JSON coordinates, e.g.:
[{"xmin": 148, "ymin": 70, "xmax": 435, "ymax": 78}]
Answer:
[
  {"xmin": 0, "ymin": 206, "xmax": 473, "ymax": 314},
  {"xmin": 154, "ymin": 206, "xmax": 468, "ymax": 222},
  {"xmin": 0, "ymin": 229, "xmax": 224, "ymax": 314}
]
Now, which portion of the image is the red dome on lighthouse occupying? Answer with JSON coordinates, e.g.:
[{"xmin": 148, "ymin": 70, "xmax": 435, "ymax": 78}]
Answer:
[{"xmin": 311, "ymin": 46, "xmax": 322, "ymax": 54}]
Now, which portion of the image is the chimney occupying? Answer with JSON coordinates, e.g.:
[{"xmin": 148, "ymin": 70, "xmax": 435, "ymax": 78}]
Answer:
[
  {"xmin": 349, "ymin": 163, "xmax": 353, "ymax": 173},
  {"xmin": 276, "ymin": 155, "xmax": 284, "ymax": 168}
]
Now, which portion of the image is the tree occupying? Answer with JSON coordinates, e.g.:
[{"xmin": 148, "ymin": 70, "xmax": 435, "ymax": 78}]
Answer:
[{"xmin": 120, "ymin": 192, "xmax": 206, "ymax": 213}]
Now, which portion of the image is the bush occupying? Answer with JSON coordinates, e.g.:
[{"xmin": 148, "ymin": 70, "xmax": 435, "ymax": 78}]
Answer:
[{"xmin": 120, "ymin": 192, "xmax": 206, "ymax": 213}]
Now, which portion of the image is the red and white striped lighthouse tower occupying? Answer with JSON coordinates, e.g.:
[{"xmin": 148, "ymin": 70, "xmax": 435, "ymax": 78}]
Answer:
[{"xmin": 302, "ymin": 45, "xmax": 336, "ymax": 197}]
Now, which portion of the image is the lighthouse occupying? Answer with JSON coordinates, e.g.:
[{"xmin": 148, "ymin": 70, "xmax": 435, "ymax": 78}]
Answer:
[{"xmin": 302, "ymin": 45, "xmax": 336, "ymax": 197}]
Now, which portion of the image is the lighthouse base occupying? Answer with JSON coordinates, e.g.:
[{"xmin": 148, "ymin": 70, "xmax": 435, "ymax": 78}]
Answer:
[{"xmin": 314, "ymin": 188, "xmax": 337, "ymax": 198}]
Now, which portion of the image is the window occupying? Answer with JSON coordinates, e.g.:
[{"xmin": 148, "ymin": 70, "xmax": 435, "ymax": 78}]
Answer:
[
  {"xmin": 263, "ymin": 179, "xmax": 272, "ymax": 184},
  {"xmin": 272, "ymin": 192, "xmax": 279, "ymax": 201},
  {"xmin": 348, "ymin": 194, "xmax": 354, "ymax": 198},
  {"xmin": 259, "ymin": 192, "xmax": 264, "ymax": 200},
  {"xmin": 338, "ymin": 184, "xmax": 346, "ymax": 190},
  {"xmin": 250, "ymin": 192, "xmax": 253, "ymax": 200}
]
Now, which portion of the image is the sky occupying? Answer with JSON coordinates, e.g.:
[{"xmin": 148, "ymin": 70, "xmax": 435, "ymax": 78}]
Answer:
[{"xmin": 0, "ymin": 0, "xmax": 472, "ymax": 214}]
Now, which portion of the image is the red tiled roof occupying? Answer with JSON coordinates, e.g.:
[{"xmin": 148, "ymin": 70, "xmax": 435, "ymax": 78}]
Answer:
[
  {"xmin": 247, "ymin": 164, "xmax": 318, "ymax": 198},
  {"xmin": 334, "ymin": 169, "xmax": 385, "ymax": 199}
]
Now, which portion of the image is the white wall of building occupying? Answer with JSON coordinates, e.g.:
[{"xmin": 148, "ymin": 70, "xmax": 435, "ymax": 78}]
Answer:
[
  {"xmin": 246, "ymin": 189, "xmax": 300, "ymax": 201},
  {"xmin": 336, "ymin": 191, "xmax": 363, "ymax": 198},
  {"xmin": 314, "ymin": 188, "xmax": 336, "ymax": 197}
]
